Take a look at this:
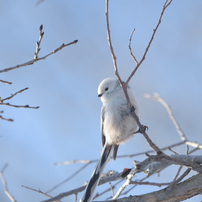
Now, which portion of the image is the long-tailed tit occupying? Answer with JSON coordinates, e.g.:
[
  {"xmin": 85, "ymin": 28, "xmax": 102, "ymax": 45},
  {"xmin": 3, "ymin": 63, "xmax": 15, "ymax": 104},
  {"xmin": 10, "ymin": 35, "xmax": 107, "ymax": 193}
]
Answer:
[{"xmin": 80, "ymin": 78, "xmax": 139, "ymax": 202}]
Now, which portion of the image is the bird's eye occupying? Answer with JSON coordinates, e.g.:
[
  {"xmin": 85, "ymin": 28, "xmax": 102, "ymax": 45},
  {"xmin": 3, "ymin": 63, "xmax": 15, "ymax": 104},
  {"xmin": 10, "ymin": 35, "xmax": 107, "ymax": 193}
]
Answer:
[{"xmin": 105, "ymin": 87, "xmax": 108, "ymax": 91}]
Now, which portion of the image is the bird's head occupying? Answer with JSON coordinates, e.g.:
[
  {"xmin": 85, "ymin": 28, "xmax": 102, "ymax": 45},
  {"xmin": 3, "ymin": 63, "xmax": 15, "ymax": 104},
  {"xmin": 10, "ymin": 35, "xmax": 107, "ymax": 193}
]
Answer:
[{"xmin": 98, "ymin": 78, "xmax": 120, "ymax": 103}]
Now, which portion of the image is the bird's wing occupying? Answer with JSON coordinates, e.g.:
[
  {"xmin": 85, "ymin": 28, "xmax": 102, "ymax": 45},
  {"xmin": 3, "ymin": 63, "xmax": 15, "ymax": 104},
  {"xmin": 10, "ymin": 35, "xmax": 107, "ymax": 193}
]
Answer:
[{"xmin": 101, "ymin": 106, "xmax": 106, "ymax": 148}]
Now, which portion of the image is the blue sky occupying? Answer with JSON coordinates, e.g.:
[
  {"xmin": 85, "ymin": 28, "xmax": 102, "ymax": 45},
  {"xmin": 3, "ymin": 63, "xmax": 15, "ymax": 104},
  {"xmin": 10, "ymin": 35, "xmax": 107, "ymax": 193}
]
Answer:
[{"xmin": 0, "ymin": 0, "xmax": 202, "ymax": 201}]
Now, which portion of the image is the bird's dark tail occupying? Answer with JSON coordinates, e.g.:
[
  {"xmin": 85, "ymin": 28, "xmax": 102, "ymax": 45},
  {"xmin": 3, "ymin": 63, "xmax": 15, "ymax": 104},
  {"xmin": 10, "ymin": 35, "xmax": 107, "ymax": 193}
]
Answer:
[{"xmin": 80, "ymin": 144, "xmax": 113, "ymax": 202}]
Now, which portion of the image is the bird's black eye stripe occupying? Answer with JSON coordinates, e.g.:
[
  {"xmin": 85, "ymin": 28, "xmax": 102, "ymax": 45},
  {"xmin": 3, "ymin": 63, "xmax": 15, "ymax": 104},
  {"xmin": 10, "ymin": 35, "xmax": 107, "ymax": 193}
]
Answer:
[{"xmin": 105, "ymin": 87, "xmax": 108, "ymax": 91}]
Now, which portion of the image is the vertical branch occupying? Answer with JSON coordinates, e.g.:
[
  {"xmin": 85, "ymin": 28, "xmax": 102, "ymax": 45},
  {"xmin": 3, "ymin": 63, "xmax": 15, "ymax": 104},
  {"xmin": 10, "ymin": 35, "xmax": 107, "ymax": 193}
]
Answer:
[
  {"xmin": 105, "ymin": 0, "xmax": 162, "ymax": 155},
  {"xmin": 105, "ymin": 0, "xmax": 122, "ymax": 85},
  {"xmin": 105, "ymin": 0, "xmax": 133, "ymax": 107},
  {"xmin": 34, "ymin": 24, "xmax": 44, "ymax": 59},
  {"xmin": 125, "ymin": 0, "xmax": 173, "ymax": 86}
]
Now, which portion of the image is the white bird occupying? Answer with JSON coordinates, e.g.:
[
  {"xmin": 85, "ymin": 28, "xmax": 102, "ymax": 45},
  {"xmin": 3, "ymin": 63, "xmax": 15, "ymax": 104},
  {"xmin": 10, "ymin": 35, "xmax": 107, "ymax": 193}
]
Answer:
[{"xmin": 80, "ymin": 78, "xmax": 139, "ymax": 202}]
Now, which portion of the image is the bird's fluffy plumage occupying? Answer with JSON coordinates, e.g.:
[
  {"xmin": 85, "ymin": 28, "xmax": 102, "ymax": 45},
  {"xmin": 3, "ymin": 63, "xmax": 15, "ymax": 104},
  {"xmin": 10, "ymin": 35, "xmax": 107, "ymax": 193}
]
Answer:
[
  {"xmin": 98, "ymin": 78, "xmax": 138, "ymax": 160},
  {"xmin": 80, "ymin": 78, "xmax": 139, "ymax": 202}
]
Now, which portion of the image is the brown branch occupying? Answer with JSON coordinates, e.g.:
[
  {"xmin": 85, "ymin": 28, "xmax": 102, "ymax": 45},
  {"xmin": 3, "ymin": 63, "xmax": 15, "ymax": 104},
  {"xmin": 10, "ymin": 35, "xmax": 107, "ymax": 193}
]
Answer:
[
  {"xmin": 34, "ymin": 24, "xmax": 44, "ymax": 59},
  {"xmin": 128, "ymin": 28, "xmax": 138, "ymax": 65},
  {"xmin": 0, "ymin": 79, "xmax": 12, "ymax": 84},
  {"xmin": 1, "ymin": 87, "xmax": 29, "ymax": 102},
  {"xmin": 105, "ymin": 0, "xmax": 169, "ymax": 155},
  {"xmin": 105, "ymin": 0, "xmax": 122, "ymax": 85},
  {"xmin": 126, "ymin": 0, "xmax": 173, "ymax": 86},
  {"xmin": 0, "ymin": 115, "xmax": 13, "ymax": 122},
  {"xmin": 0, "ymin": 40, "xmax": 78, "ymax": 73},
  {"xmin": 0, "ymin": 111, "xmax": 13, "ymax": 122},
  {"xmin": 0, "ymin": 103, "xmax": 39, "ymax": 109}
]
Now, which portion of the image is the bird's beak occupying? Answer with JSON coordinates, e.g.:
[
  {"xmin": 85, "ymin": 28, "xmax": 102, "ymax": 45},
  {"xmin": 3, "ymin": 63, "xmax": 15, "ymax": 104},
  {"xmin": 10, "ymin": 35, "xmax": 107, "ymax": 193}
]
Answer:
[{"xmin": 98, "ymin": 93, "xmax": 103, "ymax": 97}]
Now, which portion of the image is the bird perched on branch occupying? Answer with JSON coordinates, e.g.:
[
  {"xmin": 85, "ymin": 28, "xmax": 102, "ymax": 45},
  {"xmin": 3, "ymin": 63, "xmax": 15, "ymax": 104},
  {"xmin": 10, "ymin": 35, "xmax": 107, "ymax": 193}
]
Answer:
[{"xmin": 80, "ymin": 78, "xmax": 139, "ymax": 202}]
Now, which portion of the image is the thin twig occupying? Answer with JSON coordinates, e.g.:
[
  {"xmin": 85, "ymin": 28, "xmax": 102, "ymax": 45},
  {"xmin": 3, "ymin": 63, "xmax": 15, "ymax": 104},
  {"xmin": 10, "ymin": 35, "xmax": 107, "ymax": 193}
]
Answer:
[
  {"xmin": 0, "ymin": 79, "xmax": 12, "ymax": 84},
  {"xmin": 93, "ymin": 180, "xmax": 123, "ymax": 200},
  {"xmin": 168, "ymin": 147, "xmax": 179, "ymax": 155},
  {"xmin": 42, "ymin": 171, "xmax": 122, "ymax": 202},
  {"xmin": 1, "ymin": 87, "xmax": 29, "ymax": 102},
  {"xmin": 126, "ymin": 0, "xmax": 173, "ymax": 85},
  {"xmin": 172, "ymin": 166, "xmax": 183, "ymax": 182},
  {"xmin": 34, "ymin": 24, "xmax": 44, "ymax": 59},
  {"xmin": 117, "ymin": 141, "xmax": 184, "ymax": 159},
  {"xmin": 0, "ymin": 40, "xmax": 78, "ymax": 73},
  {"xmin": 0, "ymin": 102, "xmax": 39, "ymax": 109},
  {"xmin": 105, "ymin": 0, "xmax": 122, "ymax": 86},
  {"xmin": 166, "ymin": 168, "xmax": 191, "ymax": 192},
  {"xmin": 130, "ymin": 180, "xmax": 170, "ymax": 187},
  {"xmin": 53, "ymin": 159, "xmax": 92, "ymax": 166},
  {"xmin": 0, "ymin": 115, "xmax": 13, "ymax": 122},
  {"xmin": 106, "ymin": 0, "xmax": 164, "ymax": 155},
  {"xmin": 46, "ymin": 163, "xmax": 90, "ymax": 193},
  {"xmin": 123, "ymin": 176, "xmax": 147, "ymax": 195},
  {"xmin": 21, "ymin": 185, "xmax": 53, "ymax": 199},
  {"xmin": 145, "ymin": 93, "xmax": 202, "ymax": 150},
  {"xmin": 128, "ymin": 28, "xmax": 138, "ymax": 65},
  {"xmin": 109, "ymin": 182, "xmax": 114, "ymax": 198},
  {"xmin": 144, "ymin": 93, "xmax": 186, "ymax": 141}
]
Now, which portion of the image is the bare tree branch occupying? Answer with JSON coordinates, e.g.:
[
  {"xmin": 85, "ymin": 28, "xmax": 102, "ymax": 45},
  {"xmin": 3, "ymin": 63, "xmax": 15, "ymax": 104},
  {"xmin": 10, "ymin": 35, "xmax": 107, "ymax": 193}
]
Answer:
[
  {"xmin": 105, "ymin": 0, "xmax": 165, "ymax": 155},
  {"xmin": 46, "ymin": 163, "xmax": 90, "ymax": 193},
  {"xmin": 130, "ymin": 181, "xmax": 170, "ymax": 187},
  {"xmin": 144, "ymin": 93, "xmax": 202, "ymax": 150},
  {"xmin": 0, "ymin": 87, "xmax": 39, "ymax": 110},
  {"xmin": 21, "ymin": 185, "xmax": 53, "ymax": 199},
  {"xmin": 42, "ymin": 171, "xmax": 122, "ymax": 202},
  {"xmin": 105, "ymin": 0, "xmax": 121, "ymax": 84},
  {"xmin": 0, "ymin": 164, "xmax": 17, "ymax": 202},
  {"xmin": 95, "ymin": 173, "xmax": 202, "ymax": 202},
  {"xmin": 0, "ymin": 102, "xmax": 39, "ymax": 109},
  {"xmin": 49, "ymin": 141, "xmax": 184, "ymax": 193},
  {"xmin": 34, "ymin": 24, "xmax": 44, "ymax": 60},
  {"xmin": 0, "ymin": 40, "xmax": 78, "ymax": 73},
  {"xmin": 144, "ymin": 93, "xmax": 186, "ymax": 141},
  {"xmin": 0, "ymin": 110, "xmax": 13, "ymax": 122},
  {"xmin": 42, "ymin": 153, "xmax": 202, "ymax": 202},
  {"xmin": 126, "ymin": 0, "xmax": 173, "ymax": 85},
  {"xmin": 0, "ymin": 115, "xmax": 13, "ymax": 122},
  {"xmin": 166, "ymin": 168, "xmax": 191, "ymax": 192},
  {"xmin": 1, "ymin": 87, "xmax": 29, "ymax": 102},
  {"xmin": 0, "ymin": 79, "xmax": 12, "ymax": 84}
]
